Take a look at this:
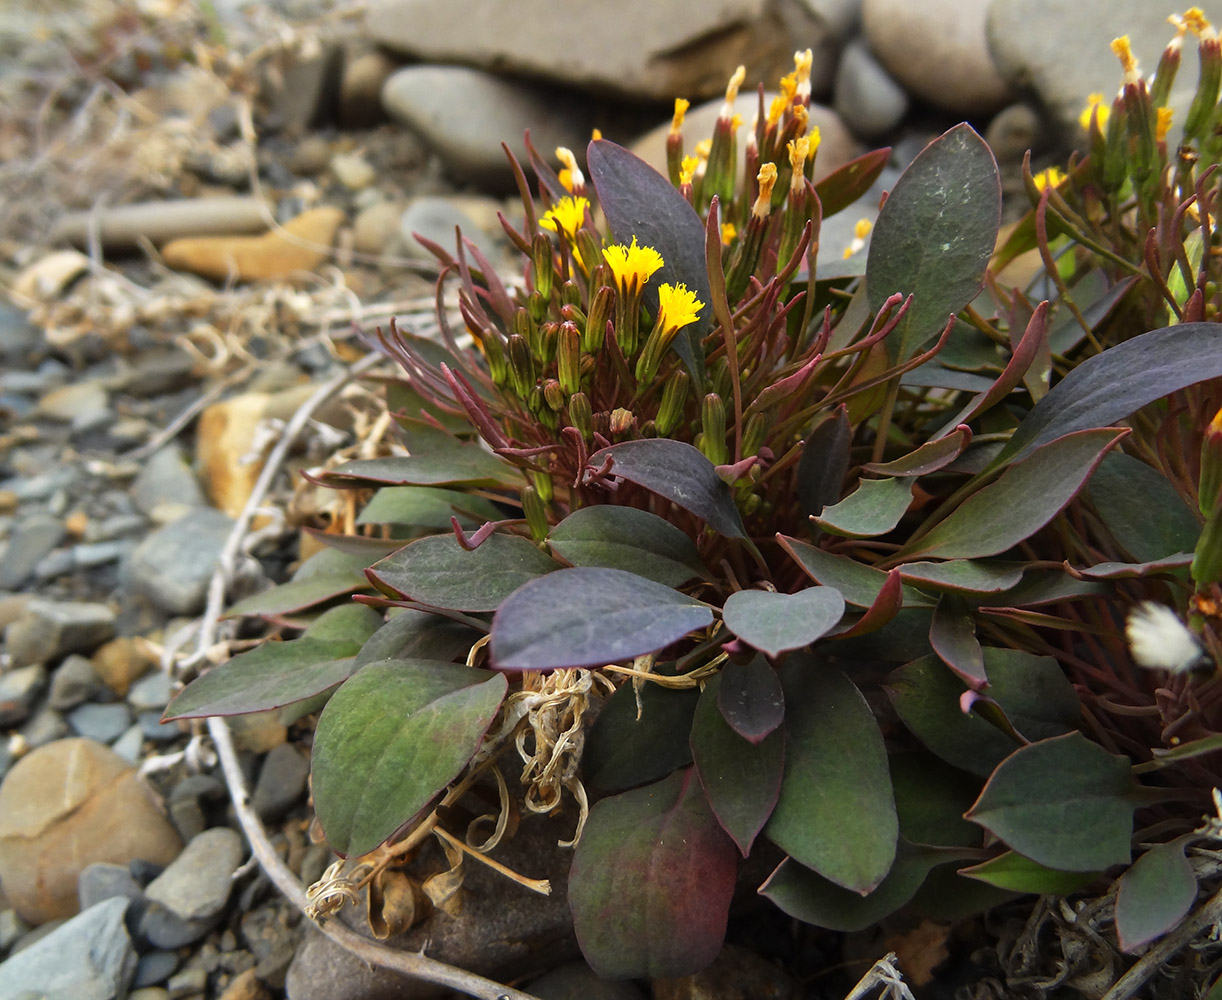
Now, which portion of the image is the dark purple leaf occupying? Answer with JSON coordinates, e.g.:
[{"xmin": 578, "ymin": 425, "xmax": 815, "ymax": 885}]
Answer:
[
  {"xmin": 797, "ymin": 406, "xmax": 851, "ymax": 518},
  {"xmin": 547, "ymin": 505, "xmax": 708, "ymax": 587},
  {"xmin": 717, "ymin": 654, "xmax": 785, "ymax": 743},
  {"xmin": 584, "ymin": 679, "xmax": 699, "ymax": 795}
]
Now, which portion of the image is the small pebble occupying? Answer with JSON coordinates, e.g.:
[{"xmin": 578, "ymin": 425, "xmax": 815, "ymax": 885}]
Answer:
[
  {"xmin": 128, "ymin": 670, "xmax": 173, "ymax": 711},
  {"xmin": 48, "ymin": 654, "xmax": 100, "ymax": 710},
  {"xmin": 67, "ymin": 701, "xmax": 134, "ymax": 743},
  {"xmin": 167, "ymin": 966, "xmax": 208, "ymax": 998},
  {"xmin": 134, "ymin": 948, "xmax": 181, "ymax": 988}
]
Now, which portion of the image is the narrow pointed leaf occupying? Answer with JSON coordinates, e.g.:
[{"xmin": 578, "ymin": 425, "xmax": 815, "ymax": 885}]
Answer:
[
  {"xmin": 930, "ymin": 593, "xmax": 986, "ymax": 688},
  {"xmin": 966, "ymin": 732, "xmax": 1136, "ymax": 871},
  {"xmin": 370, "ymin": 532, "xmax": 559, "ymax": 612},
  {"xmin": 547, "ymin": 505, "xmax": 708, "ymax": 587},
  {"xmin": 322, "ymin": 448, "xmax": 521, "ymax": 488},
  {"xmin": 717, "ymin": 654, "xmax": 785, "ymax": 743},
  {"xmin": 312, "ymin": 660, "xmax": 507, "ymax": 857},
  {"xmin": 766, "ymin": 665, "xmax": 897, "ymax": 893},
  {"xmin": 862, "ymin": 426, "xmax": 971, "ymax": 476},
  {"xmin": 568, "ymin": 769, "xmax": 736, "ymax": 979},
  {"xmin": 998, "ymin": 323, "xmax": 1222, "ymax": 465},
  {"xmin": 779, "ymin": 535, "xmax": 933, "ymax": 607},
  {"xmin": 866, "ymin": 124, "xmax": 1001, "ymax": 361},
  {"xmin": 829, "ymin": 568, "xmax": 904, "ymax": 638},
  {"xmin": 905, "ymin": 428, "xmax": 1127, "ymax": 560},
  {"xmin": 722, "ymin": 586, "xmax": 845, "ymax": 657},
  {"xmin": 813, "ymin": 477, "xmax": 914, "ymax": 538},
  {"xmin": 491, "ymin": 567, "xmax": 713, "ymax": 670},
  {"xmin": 898, "ymin": 560, "xmax": 1024, "ymax": 595},
  {"xmin": 691, "ymin": 674, "xmax": 784, "ymax": 855},
  {"xmin": 1072, "ymin": 554, "xmax": 1193, "ymax": 579},
  {"xmin": 1115, "ymin": 837, "xmax": 1198, "ymax": 952},
  {"xmin": 814, "ymin": 147, "xmax": 891, "ymax": 217},
  {"xmin": 591, "ymin": 440, "xmax": 746, "ymax": 538},
  {"xmin": 959, "ymin": 851, "xmax": 1101, "ymax": 895}
]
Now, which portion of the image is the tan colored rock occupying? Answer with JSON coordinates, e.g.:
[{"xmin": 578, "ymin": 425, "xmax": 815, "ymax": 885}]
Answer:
[
  {"xmin": 91, "ymin": 637, "xmax": 155, "ymax": 697},
  {"xmin": 218, "ymin": 968, "xmax": 271, "ymax": 1000},
  {"xmin": 227, "ymin": 711, "xmax": 287, "ymax": 753},
  {"xmin": 0, "ymin": 738, "xmax": 182, "ymax": 924},
  {"xmin": 50, "ymin": 197, "xmax": 271, "ymax": 250},
  {"xmin": 161, "ymin": 206, "xmax": 344, "ymax": 283}
]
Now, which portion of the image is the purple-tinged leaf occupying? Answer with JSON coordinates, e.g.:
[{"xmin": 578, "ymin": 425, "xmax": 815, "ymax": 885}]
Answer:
[
  {"xmin": 766, "ymin": 665, "xmax": 897, "ymax": 893},
  {"xmin": 356, "ymin": 486, "xmax": 505, "ymax": 530},
  {"xmin": 897, "ymin": 560, "xmax": 1024, "ymax": 595},
  {"xmin": 590, "ymin": 440, "xmax": 747, "ymax": 538},
  {"xmin": 1071, "ymin": 554, "xmax": 1193, "ymax": 579},
  {"xmin": 958, "ymin": 852, "xmax": 1100, "ymax": 895},
  {"xmin": 547, "ymin": 505, "xmax": 708, "ymax": 587},
  {"xmin": 814, "ymin": 147, "xmax": 891, "ymax": 217},
  {"xmin": 225, "ymin": 548, "xmax": 374, "ymax": 618},
  {"xmin": 998, "ymin": 322, "xmax": 1222, "ymax": 465},
  {"xmin": 761, "ymin": 840, "xmax": 965, "ymax": 932},
  {"xmin": 1145, "ymin": 733, "xmax": 1222, "ymax": 769},
  {"xmin": 830, "ymin": 569, "xmax": 904, "ymax": 639},
  {"xmin": 370, "ymin": 532, "xmax": 557, "ymax": 612},
  {"xmin": 691, "ymin": 674, "xmax": 784, "ymax": 856},
  {"xmin": 930, "ymin": 593, "xmax": 986, "ymax": 689},
  {"xmin": 491, "ymin": 567, "xmax": 713, "ymax": 670},
  {"xmin": 722, "ymin": 587, "xmax": 845, "ymax": 658},
  {"xmin": 813, "ymin": 477, "xmax": 914, "ymax": 538},
  {"xmin": 904, "ymin": 428, "xmax": 1128, "ymax": 560},
  {"xmin": 778, "ymin": 535, "xmax": 933, "ymax": 607},
  {"xmin": 863, "ymin": 425, "xmax": 971, "ymax": 476},
  {"xmin": 966, "ymin": 732, "xmax": 1135, "ymax": 871},
  {"xmin": 718, "ymin": 654, "xmax": 785, "ymax": 743},
  {"xmin": 978, "ymin": 569, "xmax": 1108, "ymax": 608},
  {"xmin": 322, "ymin": 449, "xmax": 521, "ymax": 489},
  {"xmin": 797, "ymin": 406, "xmax": 851, "ymax": 518},
  {"xmin": 1087, "ymin": 452, "xmax": 1201, "ymax": 564},
  {"xmin": 890, "ymin": 751, "xmax": 983, "ymax": 848},
  {"xmin": 352, "ymin": 610, "xmax": 481, "ymax": 668},
  {"xmin": 1115, "ymin": 837, "xmax": 1198, "ymax": 953},
  {"xmin": 584, "ymin": 679, "xmax": 699, "ymax": 795},
  {"xmin": 568, "ymin": 769, "xmax": 737, "ymax": 979},
  {"xmin": 867, "ymin": 125, "xmax": 1001, "ymax": 362},
  {"xmin": 312, "ymin": 661, "xmax": 507, "ymax": 857}
]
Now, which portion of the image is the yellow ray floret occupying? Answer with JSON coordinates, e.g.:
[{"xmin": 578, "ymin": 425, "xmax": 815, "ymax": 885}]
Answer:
[
  {"xmin": 656, "ymin": 282, "xmax": 705, "ymax": 332},
  {"xmin": 555, "ymin": 147, "xmax": 584, "ymax": 193},
  {"xmin": 540, "ymin": 195, "xmax": 589, "ymax": 239},
  {"xmin": 670, "ymin": 98, "xmax": 690, "ymax": 136},
  {"xmin": 602, "ymin": 237, "xmax": 664, "ymax": 293},
  {"xmin": 1111, "ymin": 35, "xmax": 1140, "ymax": 83},
  {"xmin": 1079, "ymin": 92, "xmax": 1110, "ymax": 131},
  {"xmin": 1156, "ymin": 107, "xmax": 1174, "ymax": 142},
  {"xmin": 1033, "ymin": 166, "xmax": 1066, "ymax": 191}
]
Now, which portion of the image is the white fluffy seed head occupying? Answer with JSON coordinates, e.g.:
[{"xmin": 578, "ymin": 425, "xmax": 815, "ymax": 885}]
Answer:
[{"xmin": 1125, "ymin": 601, "xmax": 1205, "ymax": 673}]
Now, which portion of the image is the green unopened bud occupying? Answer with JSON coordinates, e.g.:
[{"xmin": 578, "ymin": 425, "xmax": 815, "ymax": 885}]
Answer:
[
  {"xmin": 610, "ymin": 407, "xmax": 635, "ymax": 436},
  {"xmin": 521, "ymin": 485, "xmax": 550, "ymax": 542},
  {"xmin": 1149, "ymin": 38, "xmax": 1182, "ymax": 107},
  {"xmin": 742, "ymin": 412, "xmax": 766, "ymax": 458},
  {"xmin": 575, "ymin": 229, "xmax": 602, "ymax": 277},
  {"xmin": 1201, "ymin": 408, "xmax": 1222, "ymax": 515},
  {"xmin": 560, "ymin": 302, "xmax": 586, "ymax": 327},
  {"xmin": 531, "ymin": 232, "xmax": 554, "ymax": 300},
  {"xmin": 507, "ymin": 334, "xmax": 535, "ymax": 398},
  {"xmin": 579, "ymin": 355, "xmax": 596, "ymax": 380},
  {"xmin": 1194, "ymin": 510, "xmax": 1222, "ymax": 589},
  {"xmin": 655, "ymin": 369, "xmax": 690, "ymax": 436},
  {"xmin": 513, "ymin": 306, "xmax": 536, "ymax": 356},
  {"xmin": 558, "ymin": 321, "xmax": 582, "ymax": 394},
  {"xmin": 543, "ymin": 378, "xmax": 566, "ymax": 411},
  {"xmin": 567, "ymin": 391, "xmax": 593, "ymax": 442},
  {"xmin": 528, "ymin": 289, "xmax": 550, "ymax": 329},
  {"xmin": 561, "ymin": 280, "xmax": 581, "ymax": 310},
  {"xmin": 584, "ymin": 285, "xmax": 614, "ymax": 354},
  {"xmin": 538, "ymin": 321, "xmax": 559, "ymax": 364},
  {"xmin": 700, "ymin": 393, "xmax": 728, "ymax": 466},
  {"xmin": 1186, "ymin": 34, "xmax": 1222, "ymax": 141},
  {"xmin": 481, "ymin": 330, "xmax": 509, "ymax": 386},
  {"xmin": 530, "ymin": 468, "xmax": 554, "ymax": 503}
]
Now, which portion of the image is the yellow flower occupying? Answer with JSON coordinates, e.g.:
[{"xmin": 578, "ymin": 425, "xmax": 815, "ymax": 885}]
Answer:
[
  {"xmin": 1111, "ymin": 35, "xmax": 1140, "ymax": 83},
  {"xmin": 842, "ymin": 217, "xmax": 873, "ymax": 259},
  {"xmin": 1156, "ymin": 106, "xmax": 1174, "ymax": 142},
  {"xmin": 678, "ymin": 154, "xmax": 699, "ymax": 186},
  {"xmin": 788, "ymin": 136, "xmax": 809, "ymax": 191},
  {"xmin": 555, "ymin": 147, "xmax": 583, "ymax": 193},
  {"xmin": 656, "ymin": 282, "xmax": 704, "ymax": 332},
  {"xmin": 753, "ymin": 162, "xmax": 778, "ymax": 219},
  {"xmin": 1079, "ymin": 92, "xmax": 1110, "ymax": 131},
  {"xmin": 591, "ymin": 127, "xmax": 603, "ymax": 141},
  {"xmin": 1033, "ymin": 166, "xmax": 1066, "ymax": 191},
  {"xmin": 1170, "ymin": 7, "xmax": 1212, "ymax": 38},
  {"xmin": 721, "ymin": 65, "xmax": 746, "ymax": 118},
  {"xmin": 539, "ymin": 195, "xmax": 589, "ymax": 240},
  {"xmin": 602, "ymin": 237, "xmax": 664, "ymax": 293},
  {"xmin": 793, "ymin": 48, "xmax": 813, "ymax": 98},
  {"xmin": 720, "ymin": 222, "xmax": 737, "ymax": 245},
  {"xmin": 693, "ymin": 138, "xmax": 713, "ymax": 162},
  {"xmin": 767, "ymin": 94, "xmax": 788, "ymax": 127},
  {"xmin": 670, "ymin": 98, "xmax": 690, "ymax": 136}
]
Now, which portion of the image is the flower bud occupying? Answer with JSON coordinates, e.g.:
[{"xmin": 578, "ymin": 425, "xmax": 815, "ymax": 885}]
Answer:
[
  {"xmin": 531, "ymin": 467, "xmax": 554, "ymax": 503},
  {"xmin": 567, "ymin": 391, "xmax": 593, "ymax": 442},
  {"xmin": 531, "ymin": 232, "xmax": 554, "ymax": 300},
  {"xmin": 655, "ymin": 369, "xmax": 690, "ymax": 436},
  {"xmin": 575, "ymin": 228, "xmax": 602, "ymax": 277},
  {"xmin": 610, "ymin": 407, "xmax": 635, "ymax": 435},
  {"xmin": 557, "ymin": 321, "xmax": 582, "ymax": 394},
  {"xmin": 507, "ymin": 334, "xmax": 535, "ymax": 398},
  {"xmin": 584, "ymin": 285, "xmax": 615, "ymax": 354},
  {"xmin": 528, "ymin": 288, "xmax": 550, "ymax": 326},
  {"xmin": 561, "ymin": 280, "xmax": 581, "ymax": 310},
  {"xmin": 1194, "ymin": 511, "xmax": 1222, "ymax": 589},
  {"xmin": 481, "ymin": 330, "xmax": 509, "ymax": 386},
  {"xmin": 521, "ymin": 485, "xmax": 550, "ymax": 541},
  {"xmin": 700, "ymin": 393, "xmax": 728, "ymax": 466},
  {"xmin": 742, "ymin": 412, "xmax": 766, "ymax": 458},
  {"xmin": 1200, "ymin": 408, "xmax": 1222, "ymax": 515},
  {"xmin": 543, "ymin": 378, "xmax": 566, "ymax": 411},
  {"xmin": 538, "ymin": 321, "xmax": 559, "ymax": 364},
  {"xmin": 1186, "ymin": 31, "xmax": 1222, "ymax": 141}
]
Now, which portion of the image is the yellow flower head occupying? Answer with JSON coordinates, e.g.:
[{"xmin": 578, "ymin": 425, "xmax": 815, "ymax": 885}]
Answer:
[
  {"xmin": 779, "ymin": 71, "xmax": 798, "ymax": 104},
  {"xmin": 1111, "ymin": 35, "xmax": 1140, "ymax": 83},
  {"xmin": 1033, "ymin": 166, "xmax": 1066, "ymax": 191},
  {"xmin": 540, "ymin": 195, "xmax": 589, "ymax": 240},
  {"xmin": 679, "ymin": 154, "xmax": 699, "ymax": 186},
  {"xmin": 722, "ymin": 65, "xmax": 746, "ymax": 112},
  {"xmin": 842, "ymin": 217, "xmax": 873, "ymax": 259},
  {"xmin": 555, "ymin": 147, "xmax": 584, "ymax": 193},
  {"xmin": 1170, "ymin": 7, "xmax": 1213, "ymax": 39},
  {"xmin": 670, "ymin": 98, "xmax": 690, "ymax": 136},
  {"xmin": 720, "ymin": 222, "xmax": 737, "ymax": 245},
  {"xmin": 753, "ymin": 162, "xmax": 779, "ymax": 220},
  {"xmin": 602, "ymin": 237, "xmax": 664, "ymax": 294},
  {"xmin": 788, "ymin": 136, "xmax": 810, "ymax": 191},
  {"xmin": 729, "ymin": 113, "xmax": 744, "ymax": 133},
  {"xmin": 591, "ymin": 127, "xmax": 603, "ymax": 141},
  {"xmin": 767, "ymin": 94, "xmax": 789, "ymax": 127},
  {"xmin": 1156, "ymin": 106, "xmax": 1174, "ymax": 142},
  {"xmin": 1079, "ymin": 92, "xmax": 1110, "ymax": 131},
  {"xmin": 793, "ymin": 48, "xmax": 813, "ymax": 98},
  {"xmin": 656, "ymin": 282, "xmax": 704, "ymax": 332},
  {"xmin": 693, "ymin": 138, "xmax": 713, "ymax": 162}
]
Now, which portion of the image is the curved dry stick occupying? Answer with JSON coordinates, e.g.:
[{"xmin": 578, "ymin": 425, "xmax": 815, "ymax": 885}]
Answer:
[{"xmin": 188, "ymin": 352, "xmax": 542, "ymax": 1000}]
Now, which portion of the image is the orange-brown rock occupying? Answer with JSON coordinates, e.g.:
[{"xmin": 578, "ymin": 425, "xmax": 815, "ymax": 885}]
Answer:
[
  {"xmin": 161, "ymin": 206, "xmax": 344, "ymax": 282},
  {"xmin": 91, "ymin": 636, "xmax": 155, "ymax": 697},
  {"xmin": 0, "ymin": 738, "xmax": 183, "ymax": 924}
]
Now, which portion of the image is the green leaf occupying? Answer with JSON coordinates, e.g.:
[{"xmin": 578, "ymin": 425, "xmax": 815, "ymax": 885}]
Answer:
[
  {"xmin": 998, "ymin": 322, "xmax": 1222, "ymax": 465},
  {"xmin": 886, "ymin": 650, "xmax": 1081, "ymax": 778},
  {"xmin": 311, "ymin": 660, "xmax": 507, "ymax": 857},
  {"xmin": 722, "ymin": 587, "xmax": 845, "ymax": 658},
  {"xmin": 930, "ymin": 593, "xmax": 985, "ymax": 688},
  {"xmin": 588, "ymin": 139, "xmax": 709, "ymax": 384},
  {"xmin": 717, "ymin": 654, "xmax": 785, "ymax": 743},
  {"xmin": 1087, "ymin": 452, "xmax": 1201, "ymax": 564},
  {"xmin": 863, "ymin": 426, "xmax": 971, "ymax": 477},
  {"xmin": 958, "ymin": 851, "xmax": 1101, "ymax": 894},
  {"xmin": 590, "ymin": 440, "xmax": 747, "ymax": 538},
  {"xmin": 766, "ymin": 665, "xmax": 897, "ymax": 893},
  {"xmin": 490, "ymin": 567, "xmax": 714, "ymax": 670},
  {"xmin": 797, "ymin": 406, "xmax": 851, "ymax": 518},
  {"xmin": 890, "ymin": 751, "xmax": 982, "ymax": 849},
  {"xmin": 323, "ymin": 448, "xmax": 521, "ymax": 489},
  {"xmin": 568, "ymin": 769, "xmax": 736, "ymax": 979},
  {"xmin": 1073, "ymin": 554, "xmax": 1192, "ymax": 579},
  {"xmin": 866, "ymin": 124, "xmax": 1001, "ymax": 362},
  {"xmin": 691, "ymin": 674, "xmax": 784, "ymax": 855},
  {"xmin": 226, "ymin": 548, "xmax": 374, "ymax": 618},
  {"xmin": 814, "ymin": 147, "xmax": 891, "ymax": 217},
  {"xmin": 353, "ymin": 609, "xmax": 482, "ymax": 667},
  {"xmin": 584, "ymin": 677, "xmax": 699, "ymax": 795},
  {"xmin": 905, "ymin": 428, "xmax": 1127, "ymax": 559},
  {"xmin": 898, "ymin": 560, "xmax": 1025, "ymax": 595},
  {"xmin": 164, "ymin": 604, "xmax": 383, "ymax": 720},
  {"xmin": 761, "ymin": 840, "xmax": 967, "ymax": 932},
  {"xmin": 369, "ymin": 532, "xmax": 558, "ymax": 612},
  {"xmin": 813, "ymin": 477, "xmax": 914, "ymax": 538},
  {"xmin": 1115, "ymin": 837, "xmax": 1198, "ymax": 952},
  {"xmin": 778, "ymin": 535, "xmax": 933, "ymax": 607},
  {"xmin": 547, "ymin": 505, "xmax": 707, "ymax": 587},
  {"xmin": 966, "ymin": 732, "xmax": 1136, "ymax": 871},
  {"xmin": 356, "ymin": 486, "xmax": 505, "ymax": 529}
]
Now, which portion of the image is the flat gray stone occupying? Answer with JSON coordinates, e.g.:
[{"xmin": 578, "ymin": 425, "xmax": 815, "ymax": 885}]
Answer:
[
  {"xmin": 48, "ymin": 655, "xmax": 103, "ymax": 711},
  {"xmin": 5, "ymin": 599, "xmax": 116, "ymax": 667},
  {"xmin": 399, "ymin": 197, "xmax": 498, "ymax": 265},
  {"xmin": 251, "ymin": 743, "xmax": 310, "ymax": 823},
  {"xmin": 0, "ymin": 896, "xmax": 137, "ymax": 1000},
  {"xmin": 0, "ymin": 664, "xmax": 46, "ymax": 727},
  {"xmin": 833, "ymin": 37, "xmax": 910, "ymax": 138},
  {"xmin": 130, "ymin": 445, "xmax": 205, "ymax": 518},
  {"xmin": 127, "ymin": 670, "xmax": 172, "ymax": 712},
  {"xmin": 67, "ymin": 702, "xmax": 133, "ymax": 744},
  {"xmin": 145, "ymin": 827, "xmax": 243, "ymax": 922},
  {"xmin": 77, "ymin": 862, "xmax": 144, "ymax": 912},
  {"xmin": 123, "ymin": 507, "xmax": 234, "ymax": 615},
  {"xmin": 50, "ymin": 198, "xmax": 270, "ymax": 250},
  {"xmin": 0, "ymin": 512, "xmax": 66, "ymax": 590}
]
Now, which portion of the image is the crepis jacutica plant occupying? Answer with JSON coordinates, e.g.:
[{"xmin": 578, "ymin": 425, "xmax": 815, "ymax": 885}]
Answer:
[{"xmin": 167, "ymin": 14, "xmax": 1222, "ymax": 989}]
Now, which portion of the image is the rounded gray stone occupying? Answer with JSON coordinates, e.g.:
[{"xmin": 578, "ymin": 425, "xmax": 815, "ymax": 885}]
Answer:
[
  {"xmin": 123, "ymin": 507, "xmax": 235, "ymax": 615},
  {"xmin": 5, "ymin": 599, "xmax": 116, "ymax": 667},
  {"xmin": 67, "ymin": 702, "xmax": 133, "ymax": 744},
  {"xmin": 833, "ymin": 37, "xmax": 910, "ymax": 138},
  {"xmin": 144, "ymin": 827, "xmax": 244, "ymax": 922}
]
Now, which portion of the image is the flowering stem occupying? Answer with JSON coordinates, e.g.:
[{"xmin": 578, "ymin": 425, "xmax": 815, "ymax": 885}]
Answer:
[{"xmin": 705, "ymin": 197, "xmax": 743, "ymax": 462}]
